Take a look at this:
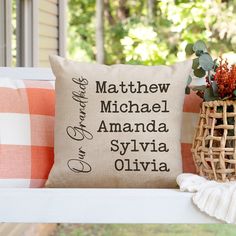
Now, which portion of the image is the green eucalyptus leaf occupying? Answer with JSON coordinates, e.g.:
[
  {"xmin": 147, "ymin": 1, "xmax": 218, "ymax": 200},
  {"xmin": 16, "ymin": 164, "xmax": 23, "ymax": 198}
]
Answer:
[
  {"xmin": 233, "ymin": 90, "xmax": 236, "ymax": 97},
  {"xmin": 192, "ymin": 85, "xmax": 207, "ymax": 91},
  {"xmin": 192, "ymin": 58, "xmax": 199, "ymax": 70},
  {"xmin": 199, "ymin": 53, "xmax": 214, "ymax": 71},
  {"xmin": 195, "ymin": 50, "xmax": 204, "ymax": 57},
  {"xmin": 185, "ymin": 43, "xmax": 194, "ymax": 56},
  {"xmin": 193, "ymin": 67, "xmax": 206, "ymax": 77},
  {"xmin": 213, "ymin": 59, "xmax": 218, "ymax": 71},
  {"xmin": 193, "ymin": 40, "xmax": 207, "ymax": 52},
  {"xmin": 204, "ymin": 87, "xmax": 216, "ymax": 101},
  {"xmin": 187, "ymin": 75, "xmax": 192, "ymax": 86},
  {"xmin": 185, "ymin": 86, "xmax": 191, "ymax": 95},
  {"xmin": 211, "ymin": 81, "xmax": 219, "ymax": 97},
  {"xmin": 210, "ymin": 74, "xmax": 215, "ymax": 81},
  {"xmin": 213, "ymin": 59, "xmax": 218, "ymax": 65}
]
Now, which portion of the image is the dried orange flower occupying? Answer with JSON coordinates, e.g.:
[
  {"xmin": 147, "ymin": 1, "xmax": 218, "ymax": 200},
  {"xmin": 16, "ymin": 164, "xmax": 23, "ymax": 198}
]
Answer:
[{"xmin": 214, "ymin": 59, "xmax": 236, "ymax": 99}]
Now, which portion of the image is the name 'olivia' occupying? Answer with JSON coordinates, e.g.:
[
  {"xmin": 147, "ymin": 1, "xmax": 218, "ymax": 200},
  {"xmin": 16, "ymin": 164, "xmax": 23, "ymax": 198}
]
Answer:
[{"xmin": 96, "ymin": 81, "xmax": 170, "ymax": 94}]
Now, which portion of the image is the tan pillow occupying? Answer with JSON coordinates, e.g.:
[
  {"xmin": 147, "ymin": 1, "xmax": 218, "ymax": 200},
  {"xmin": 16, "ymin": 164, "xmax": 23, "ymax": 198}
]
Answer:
[{"xmin": 46, "ymin": 56, "xmax": 192, "ymax": 188}]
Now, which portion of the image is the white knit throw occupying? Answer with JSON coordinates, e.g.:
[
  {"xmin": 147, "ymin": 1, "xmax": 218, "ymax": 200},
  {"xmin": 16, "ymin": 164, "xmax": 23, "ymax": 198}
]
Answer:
[{"xmin": 177, "ymin": 173, "xmax": 236, "ymax": 224}]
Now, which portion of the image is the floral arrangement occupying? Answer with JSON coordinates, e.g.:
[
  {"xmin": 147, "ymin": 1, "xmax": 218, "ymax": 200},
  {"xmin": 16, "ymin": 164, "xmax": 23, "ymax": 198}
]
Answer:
[
  {"xmin": 189, "ymin": 41, "xmax": 236, "ymax": 182},
  {"xmin": 185, "ymin": 40, "xmax": 236, "ymax": 101}
]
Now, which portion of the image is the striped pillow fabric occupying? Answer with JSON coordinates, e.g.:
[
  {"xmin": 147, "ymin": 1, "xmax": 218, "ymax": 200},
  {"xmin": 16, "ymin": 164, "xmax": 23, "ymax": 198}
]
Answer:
[
  {"xmin": 181, "ymin": 91, "xmax": 202, "ymax": 173},
  {"xmin": 0, "ymin": 78, "xmax": 55, "ymax": 188}
]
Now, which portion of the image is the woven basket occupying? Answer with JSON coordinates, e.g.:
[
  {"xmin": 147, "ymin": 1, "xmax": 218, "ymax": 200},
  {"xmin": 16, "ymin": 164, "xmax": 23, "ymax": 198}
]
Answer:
[{"xmin": 192, "ymin": 100, "xmax": 236, "ymax": 182}]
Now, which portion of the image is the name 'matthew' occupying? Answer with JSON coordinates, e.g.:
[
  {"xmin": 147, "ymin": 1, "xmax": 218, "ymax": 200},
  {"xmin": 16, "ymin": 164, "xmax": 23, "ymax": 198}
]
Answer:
[{"xmin": 96, "ymin": 81, "xmax": 170, "ymax": 94}]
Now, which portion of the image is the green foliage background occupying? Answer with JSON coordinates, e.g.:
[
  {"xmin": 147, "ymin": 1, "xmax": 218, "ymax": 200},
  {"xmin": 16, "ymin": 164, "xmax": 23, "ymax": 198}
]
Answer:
[
  {"xmin": 55, "ymin": 224, "xmax": 236, "ymax": 236},
  {"xmin": 68, "ymin": 0, "xmax": 236, "ymax": 65}
]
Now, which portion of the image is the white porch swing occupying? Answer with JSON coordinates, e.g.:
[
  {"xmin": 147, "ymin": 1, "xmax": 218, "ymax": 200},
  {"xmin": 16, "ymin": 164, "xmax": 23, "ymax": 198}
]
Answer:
[
  {"xmin": 0, "ymin": 67, "xmax": 219, "ymax": 224},
  {"xmin": 0, "ymin": 0, "xmax": 220, "ymax": 224}
]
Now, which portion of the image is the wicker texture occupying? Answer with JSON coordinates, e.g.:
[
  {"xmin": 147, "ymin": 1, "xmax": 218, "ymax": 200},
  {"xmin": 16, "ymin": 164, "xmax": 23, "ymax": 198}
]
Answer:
[{"xmin": 192, "ymin": 100, "xmax": 236, "ymax": 182}]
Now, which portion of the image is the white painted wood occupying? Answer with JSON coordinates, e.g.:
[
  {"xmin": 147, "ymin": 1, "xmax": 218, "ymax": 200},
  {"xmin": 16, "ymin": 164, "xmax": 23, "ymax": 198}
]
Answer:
[
  {"xmin": 5, "ymin": 0, "xmax": 12, "ymax": 66},
  {"xmin": 48, "ymin": 0, "xmax": 58, "ymax": 4},
  {"xmin": 0, "ymin": 189, "xmax": 220, "ymax": 223},
  {"xmin": 39, "ymin": 61, "xmax": 52, "ymax": 67},
  {"xmin": 32, "ymin": 0, "xmax": 39, "ymax": 67},
  {"xmin": 39, "ymin": 0, "xmax": 58, "ymax": 15},
  {"xmin": 39, "ymin": 49, "xmax": 58, "ymax": 60},
  {"xmin": 16, "ymin": 0, "xmax": 39, "ymax": 67},
  {"xmin": 0, "ymin": 0, "xmax": 12, "ymax": 66},
  {"xmin": 39, "ymin": 37, "xmax": 58, "ymax": 50},
  {"xmin": 96, "ymin": 0, "xmax": 105, "ymax": 63},
  {"xmin": 0, "ymin": 67, "xmax": 54, "ymax": 80},
  {"xmin": 0, "ymin": 67, "xmax": 218, "ymax": 224},
  {"xmin": 39, "ymin": 24, "xmax": 58, "ymax": 38},
  {"xmin": 0, "ymin": 179, "xmax": 31, "ymax": 188},
  {"xmin": 0, "ymin": 0, "xmax": 4, "ymax": 66},
  {"xmin": 39, "ymin": 11, "xmax": 58, "ymax": 27},
  {"xmin": 58, "ymin": 0, "xmax": 67, "ymax": 57},
  {"xmin": 39, "ymin": 0, "xmax": 60, "ymax": 67}
]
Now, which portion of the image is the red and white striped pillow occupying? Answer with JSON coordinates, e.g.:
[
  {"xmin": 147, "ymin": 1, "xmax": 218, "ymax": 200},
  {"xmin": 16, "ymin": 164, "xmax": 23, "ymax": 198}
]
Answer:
[
  {"xmin": 0, "ymin": 78, "xmax": 55, "ymax": 188},
  {"xmin": 181, "ymin": 91, "xmax": 202, "ymax": 173}
]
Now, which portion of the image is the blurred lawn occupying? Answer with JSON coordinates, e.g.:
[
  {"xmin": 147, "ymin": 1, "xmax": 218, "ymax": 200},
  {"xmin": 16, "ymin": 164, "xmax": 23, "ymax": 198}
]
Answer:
[{"xmin": 54, "ymin": 224, "xmax": 236, "ymax": 236}]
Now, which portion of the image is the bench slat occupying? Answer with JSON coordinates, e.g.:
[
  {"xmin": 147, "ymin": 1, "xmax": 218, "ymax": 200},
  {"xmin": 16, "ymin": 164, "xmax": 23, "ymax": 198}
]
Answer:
[{"xmin": 0, "ymin": 188, "xmax": 219, "ymax": 223}]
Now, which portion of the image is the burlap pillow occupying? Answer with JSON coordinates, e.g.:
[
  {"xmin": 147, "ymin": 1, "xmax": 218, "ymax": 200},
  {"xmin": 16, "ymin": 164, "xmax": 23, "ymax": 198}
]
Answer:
[{"xmin": 46, "ymin": 56, "xmax": 192, "ymax": 188}]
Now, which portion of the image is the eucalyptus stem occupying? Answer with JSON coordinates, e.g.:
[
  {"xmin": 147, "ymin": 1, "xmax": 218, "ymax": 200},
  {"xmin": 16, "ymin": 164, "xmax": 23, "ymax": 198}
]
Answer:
[{"xmin": 208, "ymin": 70, "xmax": 211, "ymax": 85}]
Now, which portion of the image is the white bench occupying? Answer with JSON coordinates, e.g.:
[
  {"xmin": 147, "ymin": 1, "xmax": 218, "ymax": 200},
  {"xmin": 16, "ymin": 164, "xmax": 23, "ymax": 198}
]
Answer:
[{"xmin": 0, "ymin": 67, "xmax": 218, "ymax": 223}]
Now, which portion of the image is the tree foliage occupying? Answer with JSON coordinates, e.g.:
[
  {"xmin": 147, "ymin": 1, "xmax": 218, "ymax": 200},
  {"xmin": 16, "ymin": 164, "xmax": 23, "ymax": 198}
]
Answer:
[{"xmin": 68, "ymin": 0, "xmax": 236, "ymax": 65}]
